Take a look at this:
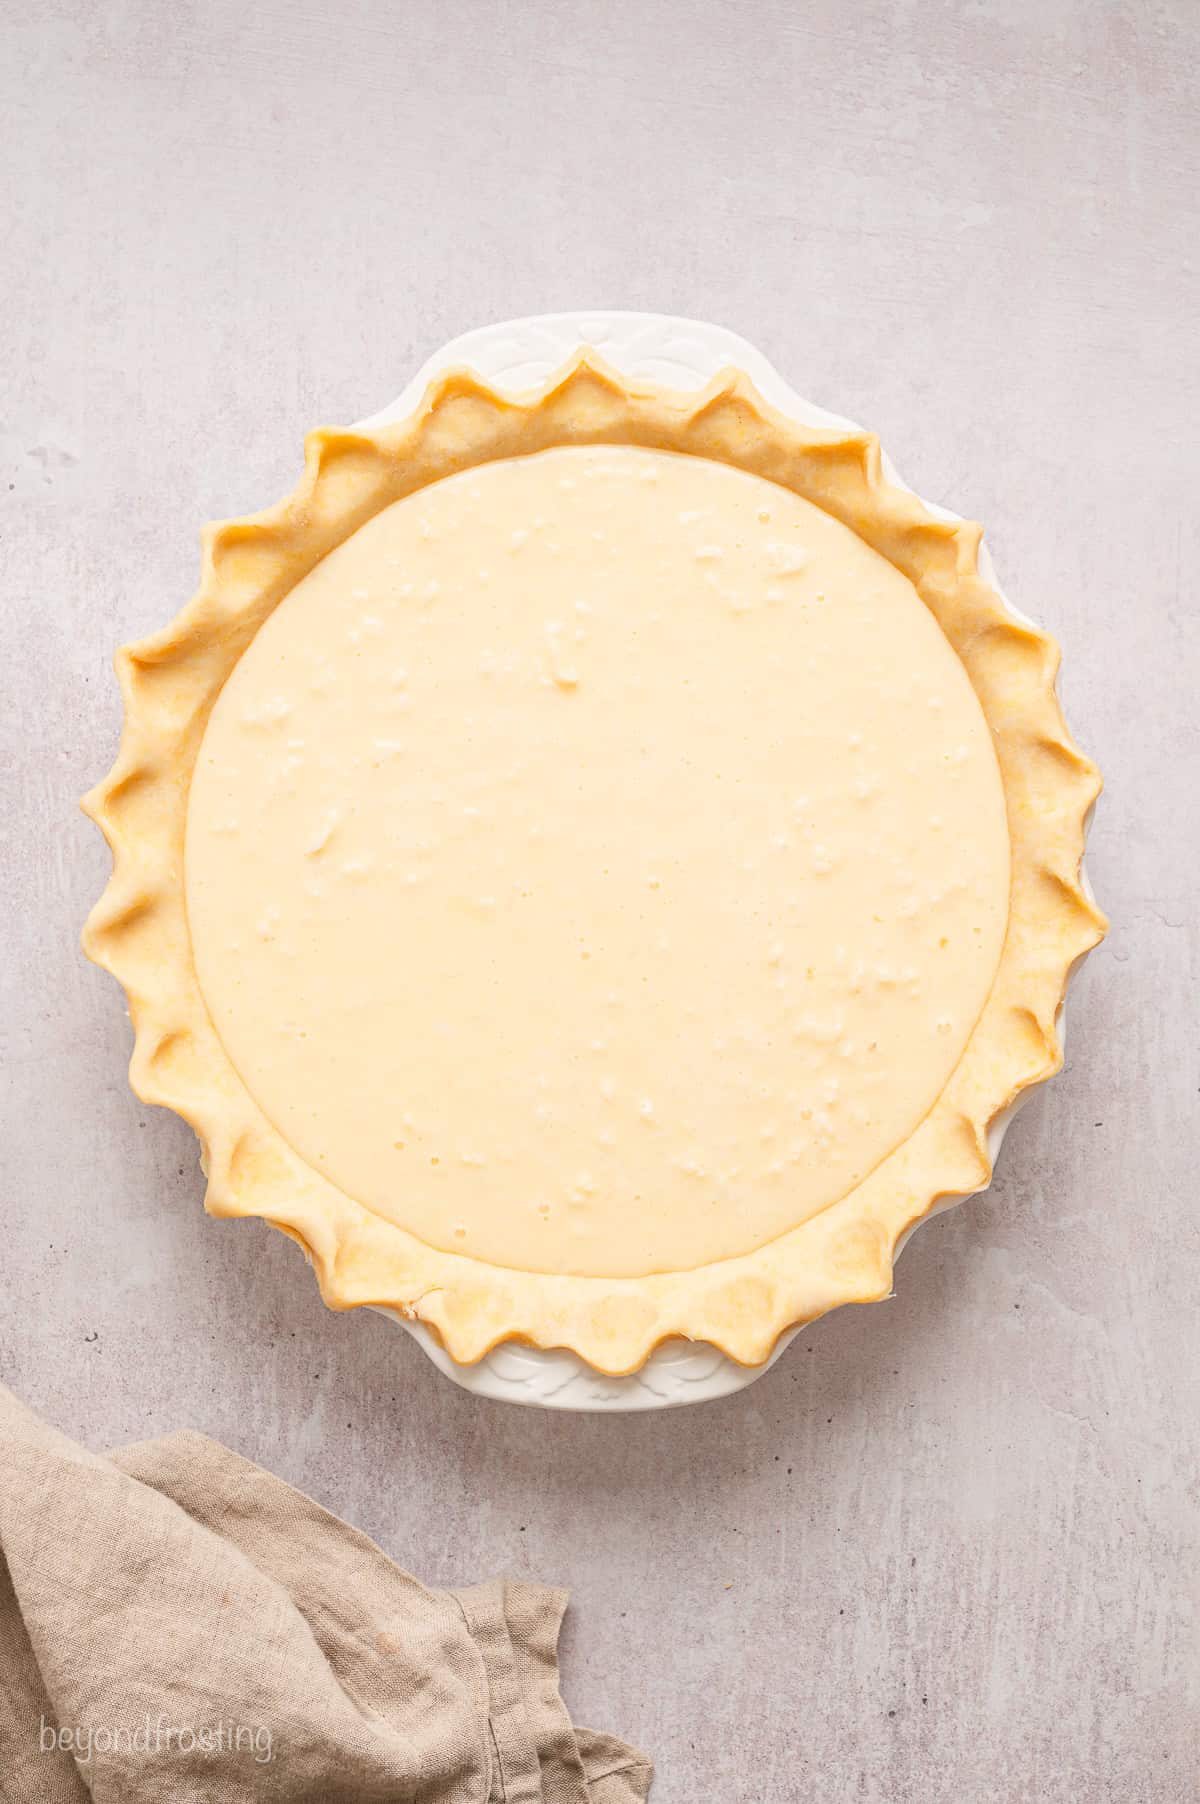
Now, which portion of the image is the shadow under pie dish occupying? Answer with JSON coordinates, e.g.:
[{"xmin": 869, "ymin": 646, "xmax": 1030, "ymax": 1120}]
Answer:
[{"xmin": 83, "ymin": 354, "xmax": 1105, "ymax": 1375}]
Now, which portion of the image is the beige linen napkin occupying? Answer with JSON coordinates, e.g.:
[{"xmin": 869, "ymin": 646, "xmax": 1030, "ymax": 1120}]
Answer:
[{"xmin": 0, "ymin": 1384, "xmax": 651, "ymax": 1802}]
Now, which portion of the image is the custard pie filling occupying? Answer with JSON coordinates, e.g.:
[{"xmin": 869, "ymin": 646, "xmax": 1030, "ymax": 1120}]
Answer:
[{"xmin": 185, "ymin": 444, "xmax": 1010, "ymax": 1280}]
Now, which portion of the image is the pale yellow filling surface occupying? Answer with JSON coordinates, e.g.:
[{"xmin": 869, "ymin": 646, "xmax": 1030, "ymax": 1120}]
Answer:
[{"xmin": 185, "ymin": 445, "xmax": 1010, "ymax": 1279}]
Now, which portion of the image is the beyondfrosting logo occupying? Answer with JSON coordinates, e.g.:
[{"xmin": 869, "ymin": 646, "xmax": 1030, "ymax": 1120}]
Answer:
[{"xmin": 39, "ymin": 1714, "xmax": 274, "ymax": 1765}]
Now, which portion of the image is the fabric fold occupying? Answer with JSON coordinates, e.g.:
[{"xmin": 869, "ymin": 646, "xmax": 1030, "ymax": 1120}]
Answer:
[{"xmin": 0, "ymin": 1384, "xmax": 651, "ymax": 1802}]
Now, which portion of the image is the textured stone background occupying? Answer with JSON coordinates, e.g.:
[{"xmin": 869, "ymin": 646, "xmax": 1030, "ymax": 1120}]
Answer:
[{"xmin": 2, "ymin": 3, "xmax": 1197, "ymax": 1798}]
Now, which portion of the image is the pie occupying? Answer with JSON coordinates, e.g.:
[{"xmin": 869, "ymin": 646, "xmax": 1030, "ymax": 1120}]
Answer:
[{"xmin": 83, "ymin": 356, "xmax": 1105, "ymax": 1373}]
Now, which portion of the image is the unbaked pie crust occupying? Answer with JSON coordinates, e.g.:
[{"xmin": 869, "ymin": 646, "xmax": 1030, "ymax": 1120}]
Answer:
[{"xmin": 83, "ymin": 355, "xmax": 1105, "ymax": 1373}]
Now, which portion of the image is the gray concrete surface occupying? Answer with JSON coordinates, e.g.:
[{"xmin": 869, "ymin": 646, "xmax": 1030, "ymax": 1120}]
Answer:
[{"xmin": 2, "ymin": 3, "xmax": 1197, "ymax": 1798}]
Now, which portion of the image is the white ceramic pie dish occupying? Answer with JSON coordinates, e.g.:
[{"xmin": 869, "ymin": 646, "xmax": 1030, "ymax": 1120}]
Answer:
[{"xmin": 354, "ymin": 309, "xmax": 1094, "ymax": 1410}]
